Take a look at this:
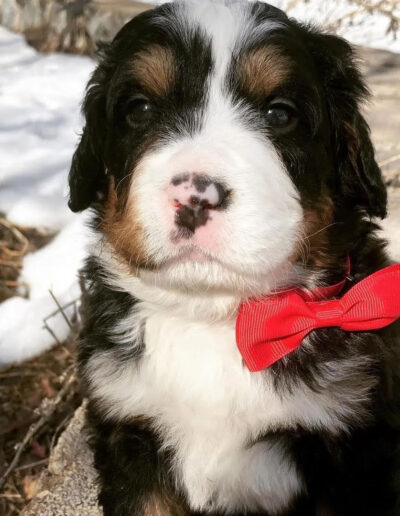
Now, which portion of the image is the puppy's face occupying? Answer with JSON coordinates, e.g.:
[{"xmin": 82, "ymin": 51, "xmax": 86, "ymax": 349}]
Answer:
[{"xmin": 69, "ymin": 1, "xmax": 386, "ymax": 295}]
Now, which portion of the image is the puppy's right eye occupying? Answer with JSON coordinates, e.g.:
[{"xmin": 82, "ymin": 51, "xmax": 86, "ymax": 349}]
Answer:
[{"xmin": 126, "ymin": 95, "xmax": 153, "ymax": 126}]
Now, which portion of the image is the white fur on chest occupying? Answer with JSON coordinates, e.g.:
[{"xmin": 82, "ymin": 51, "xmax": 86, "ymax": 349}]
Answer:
[
  {"xmin": 87, "ymin": 302, "xmax": 367, "ymax": 513},
  {"xmin": 89, "ymin": 307, "xmax": 304, "ymax": 512},
  {"xmin": 144, "ymin": 309, "xmax": 305, "ymax": 513}
]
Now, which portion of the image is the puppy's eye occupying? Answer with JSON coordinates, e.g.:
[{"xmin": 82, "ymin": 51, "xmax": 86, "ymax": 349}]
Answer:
[
  {"xmin": 265, "ymin": 100, "xmax": 297, "ymax": 131},
  {"xmin": 126, "ymin": 95, "xmax": 152, "ymax": 126}
]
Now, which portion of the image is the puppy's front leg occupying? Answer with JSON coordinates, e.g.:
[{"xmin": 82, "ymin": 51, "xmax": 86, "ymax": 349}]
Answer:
[{"xmin": 88, "ymin": 411, "xmax": 188, "ymax": 516}]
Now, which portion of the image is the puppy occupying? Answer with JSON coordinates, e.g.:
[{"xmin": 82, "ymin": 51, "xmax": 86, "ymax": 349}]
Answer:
[{"xmin": 68, "ymin": 1, "xmax": 400, "ymax": 514}]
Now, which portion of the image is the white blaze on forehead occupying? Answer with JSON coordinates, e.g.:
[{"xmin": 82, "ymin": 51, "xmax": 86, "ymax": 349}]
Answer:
[
  {"xmin": 173, "ymin": 0, "xmax": 288, "ymax": 154},
  {"xmin": 178, "ymin": 0, "xmax": 252, "ymax": 76},
  {"xmin": 176, "ymin": 0, "xmax": 285, "ymax": 81}
]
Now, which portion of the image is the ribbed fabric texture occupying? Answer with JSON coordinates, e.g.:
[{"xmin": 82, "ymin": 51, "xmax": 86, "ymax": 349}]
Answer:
[{"xmin": 236, "ymin": 264, "xmax": 400, "ymax": 372}]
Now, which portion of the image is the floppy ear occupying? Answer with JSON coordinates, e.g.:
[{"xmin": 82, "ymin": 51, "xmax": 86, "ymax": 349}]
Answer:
[
  {"xmin": 68, "ymin": 53, "xmax": 110, "ymax": 213},
  {"xmin": 305, "ymin": 29, "xmax": 387, "ymax": 219}
]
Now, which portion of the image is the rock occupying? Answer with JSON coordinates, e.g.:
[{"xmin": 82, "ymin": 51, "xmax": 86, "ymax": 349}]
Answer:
[
  {"xmin": 0, "ymin": 0, "xmax": 155, "ymax": 54},
  {"xmin": 22, "ymin": 404, "xmax": 102, "ymax": 516},
  {"xmin": 359, "ymin": 47, "xmax": 400, "ymax": 259},
  {"xmin": 382, "ymin": 188, "xmax": 400, "ymax": 260},
  {"xmin": 361, "ymin": 46, "xmax": 400, "ymax": 187}
]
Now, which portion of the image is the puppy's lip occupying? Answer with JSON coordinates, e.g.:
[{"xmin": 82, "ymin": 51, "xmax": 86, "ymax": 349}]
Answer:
[{"xmin": 162, "ymin": 246, "xmax": 215, "ymax": 266}]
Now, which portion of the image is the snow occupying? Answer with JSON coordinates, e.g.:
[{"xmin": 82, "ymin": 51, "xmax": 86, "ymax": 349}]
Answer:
[
  {"xmin": 272, "ymin": 0, "xmax": 400, "ymax": 54},
  {"xmin": 137, "ymin": 0, "xmax": 400, "ymax": 53},
  {"xmin": 0, "ymin": 27, "xmax": 94, "ymax": 365},
  {"xmin": 1, "ymin": 0, "xmax": 400, "ymax": 364},
  {"xmin": 0, "ymin": 216, "xmax": 91, "ymax": 364}
]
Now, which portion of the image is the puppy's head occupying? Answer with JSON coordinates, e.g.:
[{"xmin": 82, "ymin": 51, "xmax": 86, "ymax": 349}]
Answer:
[{"xmin": 69, "ymin": 0, "xmax": 386, "ymax": 295}]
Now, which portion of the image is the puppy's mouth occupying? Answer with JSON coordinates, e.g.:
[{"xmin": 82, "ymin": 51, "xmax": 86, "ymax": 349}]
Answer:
[{"xmin": 161, "ymin": 245, "xmax": 215, "ymax": 267}]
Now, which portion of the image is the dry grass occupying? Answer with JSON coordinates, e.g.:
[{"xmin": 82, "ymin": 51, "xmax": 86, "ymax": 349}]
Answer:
[
  {"xmin": 0, "ymin": 217, "xmax": 82, "ymax": 515},
  {"xmin": 0, "ymin": 340, "xmax": 81, "ymax": 516},
  {"xmin": 286, "ymin": 0, "xmax": 400, "ymax": 36},
  {"xmin": 0, "ymin": 216, "xmax": 55, "ymax": 303}
]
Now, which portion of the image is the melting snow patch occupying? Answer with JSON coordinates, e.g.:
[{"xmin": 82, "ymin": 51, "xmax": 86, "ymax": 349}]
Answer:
[{"xmin": 0, "ymin": 27, "xmax": 94, "ymax": 364}]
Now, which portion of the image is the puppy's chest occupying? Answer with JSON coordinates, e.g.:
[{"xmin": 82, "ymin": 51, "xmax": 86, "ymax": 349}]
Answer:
[
  {"xmin": 140, "ymin": 309, "xmax": 281, "ymax": 428},
  {"xmin": 138, "ymin": 309, "xmax": 340, "ymax": 431},
  {"xmin": 140, "ymin": 310, "xmax": 305, "ymax": 512},
  {"xmin": 92, "ymin": 306, "xmax": 366, "ymax": 512}
]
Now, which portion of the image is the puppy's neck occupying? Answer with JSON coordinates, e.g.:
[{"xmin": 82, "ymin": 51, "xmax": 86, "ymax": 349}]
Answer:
[
  {"xmin": 92, "ymin": 241, "xmax": 240, "ymax": 321},
  {"xmin": 92, "ymin": 239, "xmax": 349, "ymax": 323}
]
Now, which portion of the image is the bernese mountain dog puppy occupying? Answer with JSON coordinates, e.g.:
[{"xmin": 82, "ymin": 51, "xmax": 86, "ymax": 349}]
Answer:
[{"xmin": 68, "ymin": 1, "xmax": 400, "ymax": 514}]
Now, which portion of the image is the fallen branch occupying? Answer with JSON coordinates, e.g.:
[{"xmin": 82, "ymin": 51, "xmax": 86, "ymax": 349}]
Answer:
[
  {"xmin": 44, "ymin": 298, "xmax": 80, "ymax": 322},
  {"xmin": 0, "ymin": 259, "xmax": 22, "ymax": 268},
  {"xmin": 0, "ymin": 371, "xmax": 76, "ymax": 491},
  {"xmin": 285, "ymin": 0, "xmax": 400, "ymax": 38},
  {"xmin": 14, "ymin": 458, "xmax": 49, "ymax": 472},
  {"xmin": 42, "ymin": 321, "xmax": 62, "ymax": 346},
  {"xmin": 1, "ymin": 279, "xmax": 28, "ymax": 289},
  {"xmin": 0, "ymin": 493, "xmax": 22, "ymax": 499},
  {"xmin": 42, "ymin": 292, "xmax": 80, "ymax": 346},
  {"xmin": 0, "ymin": 217, "xmax": 29, "ymax": 257},
  {"xmin": 379, "ymin": 152, "xmax": 400, "ymax": 168},
  {"xmin": 49, "ymin": 290, "xmax": 73, "ymax": 330}
]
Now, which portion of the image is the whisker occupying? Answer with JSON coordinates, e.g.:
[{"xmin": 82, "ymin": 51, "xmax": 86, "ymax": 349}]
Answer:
[
  {"xmin": 301, "ymin": 222, "xmax": 341, "ymax": 242},
  {"xmin": 115, "ymin": 172, "xmax": 133, "ymax": 192}
]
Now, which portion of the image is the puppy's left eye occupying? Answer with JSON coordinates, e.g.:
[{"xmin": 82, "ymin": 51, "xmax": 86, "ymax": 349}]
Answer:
[
  {"xmin": 265, "ymin": 101, "xmax": 297, "ymax": 130},
  {"xmin": 125, "ymin": 95, "xmax": 153, "ymax": 126}
]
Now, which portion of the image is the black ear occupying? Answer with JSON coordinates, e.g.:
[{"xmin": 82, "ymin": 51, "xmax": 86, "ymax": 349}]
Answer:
[
  {"xmin": 68, "ymin": 50, "xmax": 110, "ymax": 212},
  {"xmin": 305, "ymin": 29, "xmax": 387, "ymax": 219}
]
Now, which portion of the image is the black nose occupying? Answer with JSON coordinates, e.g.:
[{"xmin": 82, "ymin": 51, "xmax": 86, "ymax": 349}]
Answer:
[{"xmin": 168, "ymin": 173, "xmax": 230, "ymax": 234}]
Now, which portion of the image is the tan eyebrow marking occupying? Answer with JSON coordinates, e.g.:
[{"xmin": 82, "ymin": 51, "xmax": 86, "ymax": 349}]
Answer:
[
  {"xmin": 240, "ymin": 45, "xmax": 291, "ymax": 98},
  {"xmin": 132, "ymin": 44, "xmax": 176, "ymax": 97}
]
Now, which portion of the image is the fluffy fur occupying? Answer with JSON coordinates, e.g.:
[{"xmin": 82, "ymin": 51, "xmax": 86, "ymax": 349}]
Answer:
[{"xmin": 69, "ymin": 1, "xmax": 400, "ymax": 514}]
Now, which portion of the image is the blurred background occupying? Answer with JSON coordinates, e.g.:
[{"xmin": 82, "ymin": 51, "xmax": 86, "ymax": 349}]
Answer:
[{"xmin": 0, "ymin": 1, "xmax": 400, "ymax": 514}]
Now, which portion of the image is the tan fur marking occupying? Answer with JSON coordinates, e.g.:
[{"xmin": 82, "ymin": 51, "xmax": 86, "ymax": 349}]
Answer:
[
  {"xmin": 293, "ymin": 193, "xmax": 335, "ymax": 268},
  {"xmin": 240, "ymin": 46, "xmax": 291, "ymax": 98},
  {"xmin": 143, "ymin": 490, "xmax": 189, "ymax": 516},
  {"xmin": 132, "ymin": 44, "xmax": 176, "ymax": 97},
  {"xmin": 102, "ymin": 178, "xmax": 155, "ymax": 270}
]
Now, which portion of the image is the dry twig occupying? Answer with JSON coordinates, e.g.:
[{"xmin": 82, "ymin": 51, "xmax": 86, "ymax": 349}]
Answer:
[
  {"xmin": 379, "ymin": 152, "xmax": 400, "ymax": 167},
  {"xmin": 42, "ymin": 293, "xmax": 80, "ymax": 346},
  {"xmin": 284, "ymin": 0, "xmax": 400, "ymax": 38},
  {"xmin": 0, "ymin": 218, "xmax": 29, "ymax": 257},
  {"xmin": 0, "ymin": 371, "xmax": 76, "ymax": 491},
  {"xmin": 14, "ymin": 459, "xmax": 49, "ymax": 472},
  {"xmin": 48, "ymin": 290, "xmax": 74, "ymax": 330}
]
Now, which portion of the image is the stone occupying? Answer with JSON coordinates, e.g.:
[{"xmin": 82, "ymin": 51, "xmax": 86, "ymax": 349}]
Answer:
[
  {"xmin": 382, "ymin": 188, "xmax": 400, "ymax": 260},
  {"xmin": 0, "ymin": 1, "xmax": 155, "ymax": 54},
  {"xmin": 360, "ymin": 46, "xmax": 400, "ymax": 188},
  {"xmin": 359, "ymin": 47, "xmax": 400, "ymax": 259},
  {"xmin": 22, "ymin": 404, "xmax": 102, "ymax": 516}
]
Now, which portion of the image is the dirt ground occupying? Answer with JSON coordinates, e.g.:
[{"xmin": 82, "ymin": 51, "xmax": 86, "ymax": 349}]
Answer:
[
  {"xmin": 1, "ymin": 45, "xmax": 400, "ymax": 516},
  {"xmin": 0, "ymin": 219, "xmax": 81, "ymax": 516},
  {"xmin": 0, "ymin": 341, "xmax": 81, "ymax": 516}
]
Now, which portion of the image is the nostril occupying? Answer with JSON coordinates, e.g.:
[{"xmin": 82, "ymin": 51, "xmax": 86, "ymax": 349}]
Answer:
[{"xmin": 189, "ymin": 195, "xmax": 200, "ymax": 208}]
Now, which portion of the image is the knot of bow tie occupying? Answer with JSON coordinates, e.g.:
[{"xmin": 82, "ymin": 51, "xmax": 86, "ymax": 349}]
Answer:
[{"xmin": 236, "ymin": 263, "xmax": 400, "ymax": 372}]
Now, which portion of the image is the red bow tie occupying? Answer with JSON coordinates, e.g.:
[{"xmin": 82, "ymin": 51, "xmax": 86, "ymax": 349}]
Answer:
[{"xmin": 236, "ymin": 263, "xmax": 400, "ymax": 372}]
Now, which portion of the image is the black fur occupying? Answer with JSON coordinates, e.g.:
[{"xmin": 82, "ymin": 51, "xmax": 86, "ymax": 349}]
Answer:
[
  {"xmin": 68, "ymin": 4, "xmax": 213, "ymax": 213},
  {"xmin": 79, "ymin": 257, "xmax": 143, "ymax": 363},
  {"xmin": 86, "ymin": 405, "xmax": 192, "ymax": 516},
  {"xmin": 80, "ymin": 243, "xmax": 400, "ymax": 516},
  {"xmin": 71, "ymin": 2, "xmax": 400, "ymax": 515}
]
